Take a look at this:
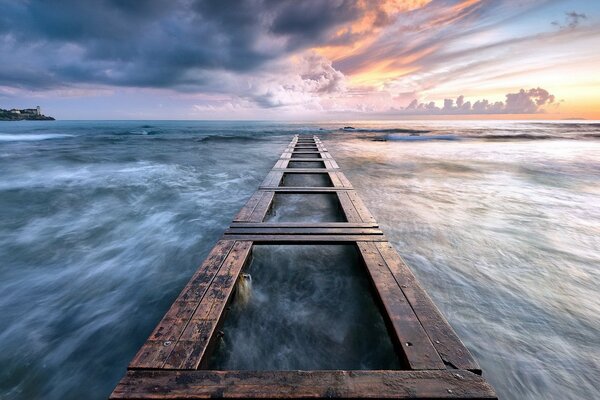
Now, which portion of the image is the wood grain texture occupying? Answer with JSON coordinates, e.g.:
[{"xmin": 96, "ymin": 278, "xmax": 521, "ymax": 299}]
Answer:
[
  {"xmin": 375, "ymin": 242, "xmax": 481, "ymax": 373},
  {"xmin": 233, "ymin": 192, "xmax": 264, "ymax": 222},
  {"xmin": 336, "ymin": 191, "xmax": 362, "ymax": 223},
  {"xmin": 279, "ymin": 157, "xmax": 324, "ymax": 162},
  {"xmin": 162, "ymin": 241, "xmax": 252, "ymax": 369},
  {"xmin": 112, "ymin": 134, "xmax": 494, "ymax": 399},
  {"xmin": 259, "ymin": 187, "xmax": 354, "ymax": 191},
  {"xmin": 229, "ymin": 222, "xmax": 379, "ymax": 228},
  {"xmin": 347, "ymin": 190, "xmax": 376, "ymax": 223},
  {"xmin": 248, "ymin": 191, "xmax": 274, "ymax": 222},
  {"xmin": 111, "ymin": 370, "xmax": 497, "ymax": 399},
  {"xmin": 129, "ymin": 240, "xmax": 236, "ymax": 369},
  {"xmin": 222, "ymin": 234, "xmax": 387, "ymax": 242},
  {"xmin": 270, "ymin": 168, "xmax": 336, "ymax": 173},
  {"xmin": 357, "ymin": 241, "xmax": 446, "ymax": 370},
  {"xmin": 224, "ymin": 227, "xmax": 383, "ymax": 235},
  {"xmin": 260, "ymin": 171, "xmax": 283, "ymax": 187}
]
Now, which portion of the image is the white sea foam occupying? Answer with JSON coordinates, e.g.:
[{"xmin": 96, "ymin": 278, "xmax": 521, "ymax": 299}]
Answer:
[
  {"xmin": 0, "ymin": 133, "xmax": 74, "ymax": 141},
  {"xmin": 0, "ymin": 120, "xmax": 598, "ymax": 400}
]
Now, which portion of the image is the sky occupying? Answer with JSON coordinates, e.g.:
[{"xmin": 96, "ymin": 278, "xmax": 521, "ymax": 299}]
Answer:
[{"xmin": 0, "ymin": 0, "xmax": 599, "ymax": 120}]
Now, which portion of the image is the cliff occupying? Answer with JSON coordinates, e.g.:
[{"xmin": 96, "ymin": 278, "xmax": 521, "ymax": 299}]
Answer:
[{"xmin": 0, "ymin": 108, "xmax": 55, "ymax": 121}]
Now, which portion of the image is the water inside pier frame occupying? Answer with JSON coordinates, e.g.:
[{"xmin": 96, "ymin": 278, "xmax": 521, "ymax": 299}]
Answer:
[
  {"xmin": 287, "ymin": 161, "xmax": 325, "ymax": 168},
  {"xmin": 281, "ymin": 173, "xmax": 332, "ymax": 187},
  {"xmin": 291, "ymin": 152, "xmax": 321, "ymax": 158},
  {"xmin": 264, "ymin": 193, "xmax": 346, "ymax": 222},
  {"xmin": 207, "ymin": 244, "xmax": 401, "ymax": 370}
]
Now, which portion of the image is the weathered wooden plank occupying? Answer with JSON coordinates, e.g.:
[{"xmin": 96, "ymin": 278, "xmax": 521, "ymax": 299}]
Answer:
[
  {"xmin": 259, "ymin": 186, "xmax": 354, "ymax": 192},
  {"xmin": 357, "ymin": 242, "xmax": 446, "ymax": 370},
  {"xmin": 222, "ymin": 234, "xmax": 386, "ymax": 242},
  {"xmin": 375, "ymin": 242, "xmax": 481, "ymax": 373},
  {"xmin": 336, "ymin": 191, "xmax": 362, "ymax": 223},
  {"xmin": 113, "ymin": 134, "xmax": 493, "ymax": 400},
  {"xmin": 281, "ymin": 157, "xmax": 325, "ymax": 162},
  {"xmin": 336, "ymin": 171, "xmax": 353, "ymax": 188},
  {"xmin": 322, "ymin": 160, "xmax": 339, "ymax": 169},
  {"xmin": 347, "ymin": 190, "xmax": 377, "ymax": 223},
  {"xmin": 273, "ymin": 159, "xmax": 288, "ymax": 169},
  {"xmin": 328, "ymin": 171, "xmax": 344, "ymax": 187},
  {"xmin": 163, "ymin": 241, "xmax": 253, "ymax": 369},
  {"xmin": 248, "ymin": 191, "xmax": 274, "ymax": 222},
  {"xmin": 268, "ymin": 171, "xmax": 284, "ymax": 187},
  {"xmin": 233, "ymin": 192, "xmax": 264, "ymax": 222},
  {"xmin": 224, "ymin": 227, "xmax": 383, "ymax": 235},
  {"xmin": 129, "ymin": 240, "xmax": 236, "ymax": 369},
  {"xmin": 270, "ymin": 169, "xmax": 336, "ymax": 173},
  {"xmin": 229, "ymin": 222, "xmax": 379, "ymax": 228},
  {"xmin": 260, "ymin": 171, "xmax": 282, "ymax": 187},
  {"xmin": 291, "ymin": 153, "xmax": 323, "ymax": 159},
  {"xmin": 111, "ymin": 370, "xmax": 497, "ymax": 399}
]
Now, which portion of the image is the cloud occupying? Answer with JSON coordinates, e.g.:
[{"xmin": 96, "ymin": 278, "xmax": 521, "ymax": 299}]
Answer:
[
  {"xmin": 202, "ymin": 52, "xmax": 347, "ymax": 109},
  {"xmin": 0, "ymin": 0, "xmax": 594, "ymax": 119},
  {"xmin": 0, "ymin": 0, "xmax": 364, "ymax": 90},
  {"xmin": 399, "ymin": 88, "xmax": 556, "ymax": 115},
  {"xmin": 552, "ymin": 11, "xmax": 587, "ymax": 30}
]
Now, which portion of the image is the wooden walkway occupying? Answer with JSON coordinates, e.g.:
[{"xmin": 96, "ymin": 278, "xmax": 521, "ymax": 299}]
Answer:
[{"xmin": 111, "ymin": 136, "xmax": 496, "ymax": 399}]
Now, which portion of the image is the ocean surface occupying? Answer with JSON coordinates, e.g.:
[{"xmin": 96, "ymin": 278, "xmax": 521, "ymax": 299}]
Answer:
[{"xmin": 0, "ymin": 120, "xmax": 599, "ymax": 399}]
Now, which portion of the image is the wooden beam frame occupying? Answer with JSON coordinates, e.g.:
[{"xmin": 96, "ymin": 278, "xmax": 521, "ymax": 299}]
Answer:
[
  {"xmin": 111, "ymin": 134, "xmax": 495, "ymax": 399},
  {"xmin": 112, "ymin": 370, "xmax": 496, "ymax": 399}
]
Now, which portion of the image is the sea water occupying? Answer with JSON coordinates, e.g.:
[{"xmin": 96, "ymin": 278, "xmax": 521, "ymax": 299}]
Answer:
[{"xmin": 0, "ymin": 120, "xmax": 599, "ymax": 399}]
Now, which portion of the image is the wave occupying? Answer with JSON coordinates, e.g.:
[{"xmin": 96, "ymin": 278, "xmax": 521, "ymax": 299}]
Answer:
[
  {"xmin": 473, "ymin": 134, "xmax": 557, "ymax": 140},
  {"xmin": 117, "ymin": 129, "xmax": 161, "ymax": 135},
  {"xmin": 531, "ymin": 122, "xmax": 600, "ymax": 129},
  {"xmin": 341, "ymin": 127, "xmax": 430, "ymax": 134},
  {"xmin": 0, "ymin": 133, "xmax": 74, "ymax": 142},
  {"xmin": 195, "ymin": 134, "xmax": 271, "ymax": 143},
  {"xmin": 384, "ymin": 134, "xmax": 459, "ymax": 141}
]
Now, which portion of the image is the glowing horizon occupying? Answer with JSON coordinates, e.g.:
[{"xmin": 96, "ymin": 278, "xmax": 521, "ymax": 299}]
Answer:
[{"xmin": 0, "ymin": 0, "xmax": 599, "ymax": 120}]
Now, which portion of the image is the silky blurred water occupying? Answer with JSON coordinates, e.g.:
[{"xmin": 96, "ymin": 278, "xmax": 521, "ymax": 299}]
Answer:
[
  {"xmin": 0, "ymin": 120, "xmax": 599, "ymax": 399},
  {"xmin": 209, "ymin": 245, "xmax": 401, "ymax": 371}
]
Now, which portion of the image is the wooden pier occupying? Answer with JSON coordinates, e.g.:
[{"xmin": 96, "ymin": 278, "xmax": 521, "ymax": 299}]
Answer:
[{"xmin": 111, "ymin": 136, "xmax": 496, "ymax": 399}]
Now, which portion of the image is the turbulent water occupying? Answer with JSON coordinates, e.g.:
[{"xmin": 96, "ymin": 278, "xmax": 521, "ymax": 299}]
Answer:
[
  {"xmin": 0, "ymin": 120, "xmax": 599, "ymax": 399},
  {"xmin": 209, "ymin": 245, "xmax": 401, "ymax": 371}
]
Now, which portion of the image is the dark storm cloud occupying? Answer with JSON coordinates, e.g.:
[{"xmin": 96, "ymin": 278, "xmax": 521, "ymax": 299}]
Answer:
[{"xmin": 0, "ymin": 0, "xmax": 361, "ymax": 90}]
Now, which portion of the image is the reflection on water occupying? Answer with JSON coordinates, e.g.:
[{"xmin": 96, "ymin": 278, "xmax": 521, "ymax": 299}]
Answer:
[
  {"xmin": 208, "ymin": 245, "xmax": 401, "ymax": 370},
  {"xmin": 0, "ymin": 120, "xmax": 599, "ymax": 399}
]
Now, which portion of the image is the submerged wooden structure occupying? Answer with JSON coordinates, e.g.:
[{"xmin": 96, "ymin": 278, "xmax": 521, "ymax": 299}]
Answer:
[{"xmin": 111, "ymin": 136, "xmax": 496, "ymax": 399}]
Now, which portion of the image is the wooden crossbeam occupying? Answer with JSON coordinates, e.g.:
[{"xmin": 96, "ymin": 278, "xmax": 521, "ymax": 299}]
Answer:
[{"xmin": 111, "ymin": 134, "xmax": 494, "ymax": 399}]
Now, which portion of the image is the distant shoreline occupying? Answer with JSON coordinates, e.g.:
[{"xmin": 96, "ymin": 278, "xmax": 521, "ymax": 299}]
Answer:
[{"xmin": 0, "ymin": 107, "xmax": 55, "ymax": 121}]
